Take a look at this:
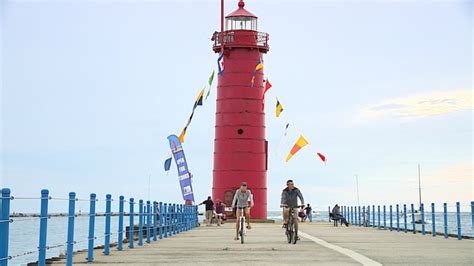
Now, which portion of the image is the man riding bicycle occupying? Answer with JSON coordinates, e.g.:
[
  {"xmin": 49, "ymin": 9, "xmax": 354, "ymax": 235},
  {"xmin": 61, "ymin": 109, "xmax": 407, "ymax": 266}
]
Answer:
[
  {"xmin": 231, "ymin": 182, "xmax": 254, "ymax": 241},
  {"xmin": 280, "ymin": 179, "xmax": 305, "ymax": 229}
]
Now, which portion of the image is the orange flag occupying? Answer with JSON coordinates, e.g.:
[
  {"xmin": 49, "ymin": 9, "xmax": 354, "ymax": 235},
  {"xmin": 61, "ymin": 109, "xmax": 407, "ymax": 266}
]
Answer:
[{"xmin": 285, "ymin": 135, "xmax": 309, "ymax": 162}]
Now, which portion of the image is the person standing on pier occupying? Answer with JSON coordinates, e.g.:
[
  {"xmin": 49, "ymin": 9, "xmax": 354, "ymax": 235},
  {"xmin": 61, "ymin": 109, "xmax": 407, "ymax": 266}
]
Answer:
[
  {"xmin": 232, "ymin": 182, "xmax": 254, "ymax": 240},
  {"xmin": 304, "ymin": 204, "xmax": 313, "ymax": 222},
  {"xmin": 199, "ymin": 196, "xmax": 215, "ymax": 226},
  {"xmin": 215, "ymin": 199, "xmax": 225, "ymax": 226}
]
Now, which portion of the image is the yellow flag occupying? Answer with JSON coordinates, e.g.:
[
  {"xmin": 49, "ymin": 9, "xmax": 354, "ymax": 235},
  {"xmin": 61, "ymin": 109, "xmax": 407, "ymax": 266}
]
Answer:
[
  {"xmin": 178, "ymin": 128, "xmax": 186, "ymax": 143},
  {"xmin": 276, "ymin": 98, "xmax": 284, "ymax": 118}
]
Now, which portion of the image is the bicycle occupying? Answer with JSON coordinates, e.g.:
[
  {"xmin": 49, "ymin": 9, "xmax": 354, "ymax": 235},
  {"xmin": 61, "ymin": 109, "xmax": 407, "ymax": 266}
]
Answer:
[{"xmin": 282, "ymin": 205, "xmax": 304, "ymax": 244}]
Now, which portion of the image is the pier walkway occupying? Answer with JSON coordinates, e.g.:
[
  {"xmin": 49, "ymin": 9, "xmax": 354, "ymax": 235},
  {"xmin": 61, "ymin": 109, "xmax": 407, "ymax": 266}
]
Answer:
[{"xmin": 52, "ymin": 223, "xmax": 474, "ymax": 265}]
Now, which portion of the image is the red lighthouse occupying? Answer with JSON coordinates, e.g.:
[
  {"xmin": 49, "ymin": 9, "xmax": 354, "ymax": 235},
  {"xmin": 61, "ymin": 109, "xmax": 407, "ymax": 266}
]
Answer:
[{"xmin": 212, "ymin": 0, "xmax": 269, "ymax": 220}]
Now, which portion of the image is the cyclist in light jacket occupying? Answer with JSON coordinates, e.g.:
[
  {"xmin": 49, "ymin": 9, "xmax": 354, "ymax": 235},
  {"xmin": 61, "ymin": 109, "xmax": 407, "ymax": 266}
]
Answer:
[{"xmin": 231, "ymin": 182, "xmax": 254, "ymax": 241}]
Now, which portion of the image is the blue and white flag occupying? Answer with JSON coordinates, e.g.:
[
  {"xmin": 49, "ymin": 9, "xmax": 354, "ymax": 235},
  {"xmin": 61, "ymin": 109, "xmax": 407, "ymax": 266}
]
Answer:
[
  {"xmin": 167, "ymin": 135, "xmax": 195, "ymax": 202},
  {"xmin": 164, "ymin": 156, "xmax": 172, "ymax": 172},
  {"xmin": 217, "ymin": 53, "xmax": 224, "ymax": 75}
]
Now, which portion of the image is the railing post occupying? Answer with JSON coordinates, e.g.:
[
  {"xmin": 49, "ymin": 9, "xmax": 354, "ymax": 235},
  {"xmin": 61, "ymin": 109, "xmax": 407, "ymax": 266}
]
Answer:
[
  {"xmin": 396, "ymin": 204, "xmax": 400, "ymax": 232},
  {"xmin": 383, "ymin": 205, "xmax": 386, "ymax": 230},
  {"xmin": 431, "ymin": 203, "xmax": 436, "ymax": 237},
  {"xmin": 146, "ymin": 201, "xmax": 151, "ymax": 243},
  {"xmin": 366, "ymin": 206, "xmax": 369, "ymax": 227},
  {"xmin": 163, "ymin": 203, "xmax": 168, "ymax": 238},
  {"xmin": 403, "ymin": 204, "xmax": 407, "ymax": 233},
  {"xmin": 117, "ymin": 196, "xmax": 124, "ymax": 251},
  {"xmin": 159, "ymin": 202, "xmax": 164, "ymax": 239},
  {"xmin": 173, "ymin": 204, "xmax": 177, "ymax": 235},
  {"xmin": 362, "ymin": 206, "xmax": 366, "ymax": 226},
  {"xmin": 328, "ymin": 206, "xmax": 331, "ymax": 222},
  {"xmin": 358, "ymin": 206, "xmax": 361, "ymax": 226},
  {"xmin": 411, "ymin": 203, "xmax": 416, "ymax": 233},
  {"xmin": 183, "ymin": 204, "xmax": 186, "ymax": 231},
  {"xmin": 377, "ymin": 205, "xmax": 380, "ymax": 228},
  {"xmin": 104, "ymin": 194, "xmax": 111, "ymax": 255},
  {"xmin": 350, "ymin": 206, "xmax": 353, "ymax": 224},
  {"xmin": 128, "ymin": 198, "xmax": 134, "ymax": 248},
  {"xmin": 456, "ymin": 202, "xmax": 461, "ymax": 240},
  {"xmin": 195, "ymin": 205, "xmax": 198, "ymax": 227},
  {"xmin": 169, "ymin": 203, "xmax": 173, "ymax": 237},
  {"xmin": 138, "ymin": 200, "xmax": 144, "ymax": 246},
  {"xmin": 421, "ymin": 203, "xmax": 425, "ymax": 235},
  {"xmin": 38, "ymin": 189, "xmax": 49, "ymax": 266},
  {"xmin": 443, "ymin": 203, "xmax": 448, "ymax": 239},
  {"xmin": 66, "ymin": 192, "xmax": 76, "ymax": 266},
  {"xmin": 191, "ymin": 205, "xmax": 195, "ymax": 228},
  {"xmin": 153, "ymin": 201, "xmax": 158, "ymax": 241},
  {"xmin": 183, "ymin": 205, "xmax": 187, "ymax": 231},
  {"xmin": 187, "ymin": 205, "xmax": 190, "ymax": 230},
  {"xmin": 471, "ymin": 201, "xmax": 474, "ymax": 230},
  {"xmin": 87, "ymin": 193, "xmax": 96, "ymax": 262},
  {"xmin": 389, "ymin": 205, "xmax": 393, "ymax": 231},
  {"xmin": 176, "ymin": 204, "xmax": 179, "ymax": 234},
  {"xmin": 372, "ymin": 205, "xmax": 375, "ymax": 228},
  {"xmin": 0, "ymin": 188, "xmax": 11, "ymax": 266},
  {"xmin": 182, "ymin": 204, "xmax": 185, "ymax": 232},
  {"xmin": 178, "ymin": 204, "xmax": 182, "ymax": 233},
  {"xmin": 354, "ymin": 206, "xmax": 356, "ymax": 225}
]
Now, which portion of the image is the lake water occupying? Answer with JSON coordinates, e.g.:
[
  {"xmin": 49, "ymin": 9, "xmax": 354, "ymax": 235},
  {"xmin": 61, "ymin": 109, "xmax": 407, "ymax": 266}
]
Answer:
[{"xmin": 5, "ymin": 211, "xmax": 473, "ymax": 266}]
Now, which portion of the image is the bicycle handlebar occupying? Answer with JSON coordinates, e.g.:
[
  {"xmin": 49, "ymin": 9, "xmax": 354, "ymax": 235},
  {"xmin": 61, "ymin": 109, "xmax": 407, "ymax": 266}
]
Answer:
[{"xmin": 280, "ymin": 204, "xmax": 305, "ymax": 208}]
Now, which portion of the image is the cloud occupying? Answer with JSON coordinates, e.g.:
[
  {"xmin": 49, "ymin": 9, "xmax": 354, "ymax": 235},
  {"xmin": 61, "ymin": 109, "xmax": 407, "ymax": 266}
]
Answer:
[
  {"xmin": 421, "ymin": 162, "xmax": 473, "ymax": 207},
  {"xmin": 359, "ymin": 90, "xmax": 472, "ymax": 120}
]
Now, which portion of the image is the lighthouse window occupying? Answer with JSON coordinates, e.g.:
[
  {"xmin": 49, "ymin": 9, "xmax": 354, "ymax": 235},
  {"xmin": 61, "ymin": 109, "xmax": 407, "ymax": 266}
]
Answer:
[
  {"xmin": 237, "ymin": 128, "xmax": 244, "ymax": 135},
  {"xmin": 226, "ymin": 17, "xmax": 257, "ymax": 31}
]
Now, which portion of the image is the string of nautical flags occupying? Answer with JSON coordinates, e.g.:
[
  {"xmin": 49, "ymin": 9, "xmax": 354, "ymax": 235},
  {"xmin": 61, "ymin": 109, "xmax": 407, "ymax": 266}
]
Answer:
[
  {"xmin": 261, "ymin": 80, "xmax": 327, "ymax": 164},
  {"xmin": 177, "ymin": 70, "xmax": 215, "ymax": 144},
  {"xmin": 166, "ymin": 53, "xmax": 327, "ymax": 174}
]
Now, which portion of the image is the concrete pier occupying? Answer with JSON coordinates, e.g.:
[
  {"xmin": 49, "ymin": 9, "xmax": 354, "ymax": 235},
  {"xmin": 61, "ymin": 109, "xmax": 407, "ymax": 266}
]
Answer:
[{"xmin": 52, "ymin": 223, "xmax": 473, "ymax": 265}]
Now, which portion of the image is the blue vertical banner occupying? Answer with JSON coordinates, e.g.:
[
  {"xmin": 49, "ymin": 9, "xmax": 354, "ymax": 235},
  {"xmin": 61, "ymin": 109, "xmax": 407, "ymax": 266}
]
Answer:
[{"xmin": 167, "ymin": 135, "xmax": 195, "ymax": 203}]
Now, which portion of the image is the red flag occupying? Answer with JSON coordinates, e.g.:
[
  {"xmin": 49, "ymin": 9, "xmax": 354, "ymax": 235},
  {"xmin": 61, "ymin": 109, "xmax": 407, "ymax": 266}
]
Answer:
[
  {"xmin": 265, "ymin": 79, "xmax": 272, "ymax": 91},
  {"xmin": 261, "ymin": 79, "xmax": 272, "ymax": 110},
  {"xmin": 317, "ymin": 152, "xmax": 326, "ymax": 163}
]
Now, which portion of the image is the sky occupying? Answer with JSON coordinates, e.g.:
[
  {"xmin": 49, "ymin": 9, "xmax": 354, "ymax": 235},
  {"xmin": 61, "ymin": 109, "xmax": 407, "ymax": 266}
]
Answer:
[{"xmin": 1, "ymin": 0, "xmax": 472, "ymax": 214}]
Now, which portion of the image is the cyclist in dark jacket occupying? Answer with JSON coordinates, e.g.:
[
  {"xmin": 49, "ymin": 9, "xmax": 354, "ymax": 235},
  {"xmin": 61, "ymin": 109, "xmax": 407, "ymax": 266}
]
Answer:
[{"xmin": 280, "ymin": 179, "xmax": 305, "ymax": 228}]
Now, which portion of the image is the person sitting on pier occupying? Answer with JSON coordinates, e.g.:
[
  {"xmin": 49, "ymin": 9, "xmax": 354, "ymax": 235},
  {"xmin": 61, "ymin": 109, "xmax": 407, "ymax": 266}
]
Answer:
[
  {"xmin": 232, "ymin": 182, "xmax": 254, "ymax": 241},
  {"xmin": 199, "ymin": 196, "xmax": 215, "ymax": 226},
  {"xmin": 331, "ymin": 204, "xmax": 349, "ymax": 227}
]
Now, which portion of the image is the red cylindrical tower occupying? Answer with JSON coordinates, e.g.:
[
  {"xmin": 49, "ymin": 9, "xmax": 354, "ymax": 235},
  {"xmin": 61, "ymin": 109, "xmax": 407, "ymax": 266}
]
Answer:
[{"xmin": 212, "ymin": 0, "xmax": 269, "ymax": 220}]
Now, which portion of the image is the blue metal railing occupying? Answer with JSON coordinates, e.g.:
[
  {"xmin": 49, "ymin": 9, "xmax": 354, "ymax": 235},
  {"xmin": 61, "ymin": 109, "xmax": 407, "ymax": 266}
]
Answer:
[
  {"xmin": 332, "ymin": 201, "xmax": 473, "ymax": 241},
  {"xmin": 0, "ymin": 188, "xmax": 198, "ymax": 266}
]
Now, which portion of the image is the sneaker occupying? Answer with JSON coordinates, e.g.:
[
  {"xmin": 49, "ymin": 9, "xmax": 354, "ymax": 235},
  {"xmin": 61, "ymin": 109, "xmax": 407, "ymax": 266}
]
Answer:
[{"xmin": 282, "ymin": 223, "xmax": 288, "ymax": 228}]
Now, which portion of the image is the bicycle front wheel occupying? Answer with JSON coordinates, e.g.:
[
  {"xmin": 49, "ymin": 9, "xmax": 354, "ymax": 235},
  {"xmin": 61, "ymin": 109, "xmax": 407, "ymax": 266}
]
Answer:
[
  {"xmin": 293, "ymin": 221, "xmax": 298, "ymax": 244},
  {"xmin": 240, "ymin": 218, "xmax": 245, "ymax": 244},
  {"xmin": 287, "ymin": 219, "xmax": 294, "ymax": 244}
]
